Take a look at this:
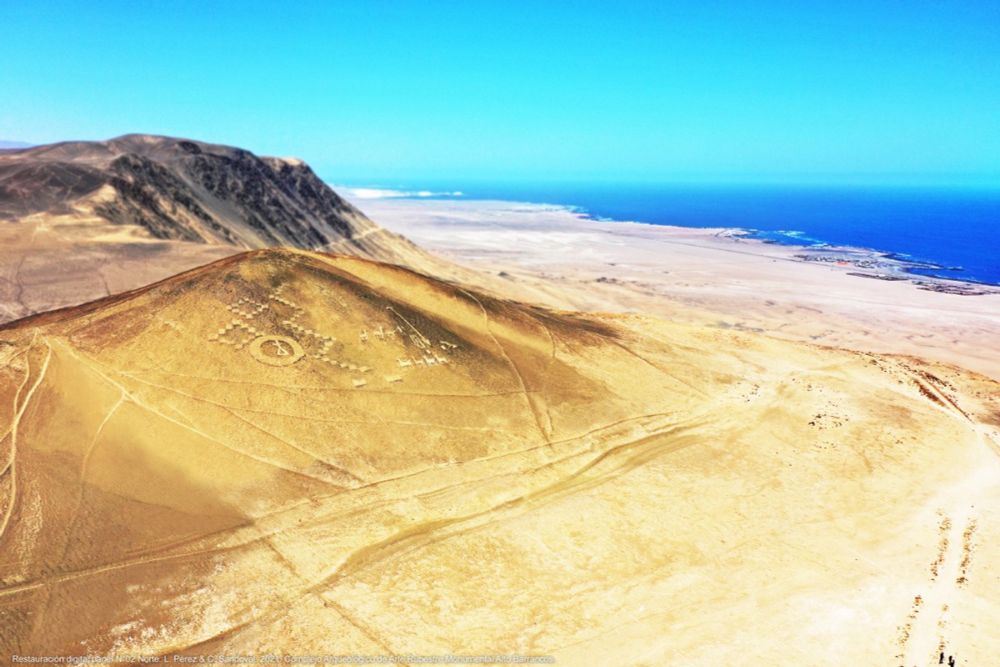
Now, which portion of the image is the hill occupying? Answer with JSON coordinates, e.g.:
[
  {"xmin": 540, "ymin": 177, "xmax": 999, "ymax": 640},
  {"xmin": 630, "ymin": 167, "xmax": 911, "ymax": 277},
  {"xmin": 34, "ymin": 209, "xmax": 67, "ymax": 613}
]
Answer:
[
  {"xmin": 0, "ymin": 248, "xmax": 997, "ymax": 664},
  {"xmin": 0, "ymin": 135, "xmax": 438, "ymax": 322},
  {"xmin": 0, "ymin": 134, "xmax": 407, "ymax": 252}
]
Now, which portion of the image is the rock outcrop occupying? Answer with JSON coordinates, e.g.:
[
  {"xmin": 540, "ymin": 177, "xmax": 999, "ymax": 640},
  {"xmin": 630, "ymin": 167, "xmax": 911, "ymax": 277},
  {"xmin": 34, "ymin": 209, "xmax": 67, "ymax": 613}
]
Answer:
[{"xmin": 0, "ymin": 134, "xmax": 422, "ymax": 264}]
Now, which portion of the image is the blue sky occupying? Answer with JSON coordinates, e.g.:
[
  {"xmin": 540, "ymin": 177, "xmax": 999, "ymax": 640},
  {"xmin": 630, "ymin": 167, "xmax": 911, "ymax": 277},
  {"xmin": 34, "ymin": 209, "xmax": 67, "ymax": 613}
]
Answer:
[{"xmin": 1, "ymin": 1, "xmax": 998, "ymax": 185}]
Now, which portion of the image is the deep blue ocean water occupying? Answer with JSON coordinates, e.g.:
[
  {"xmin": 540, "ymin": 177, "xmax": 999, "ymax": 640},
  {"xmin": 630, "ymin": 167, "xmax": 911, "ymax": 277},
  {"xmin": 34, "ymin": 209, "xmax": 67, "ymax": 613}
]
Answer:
[{"xmin": 345, "ymin": 182, "xmax": 1000, "ymax": 286}]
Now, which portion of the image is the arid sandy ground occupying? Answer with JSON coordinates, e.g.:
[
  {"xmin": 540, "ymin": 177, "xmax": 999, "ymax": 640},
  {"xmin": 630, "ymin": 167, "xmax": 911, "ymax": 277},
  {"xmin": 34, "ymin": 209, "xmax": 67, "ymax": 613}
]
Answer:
[
  {"xmin": 1, "ymin": 192, "xmax": 998, "ymax": 665},
  {"xmin": 0, "ymin": 136, "xmax": 446, "ymax": 326},
  {"xmin": 0, "ymin": 220, "xmax": 237, "ymax": 324},
  {"xmin": 0, "ymin": 218, "xmax": 444, "ymax": 327},
  {"xmin": 355, "ymin": 198, "xmax": 1000, "ymax": 381},
  {"xmin": 1, "ymin": 249, "xmax": 998, "ymax": 665}
]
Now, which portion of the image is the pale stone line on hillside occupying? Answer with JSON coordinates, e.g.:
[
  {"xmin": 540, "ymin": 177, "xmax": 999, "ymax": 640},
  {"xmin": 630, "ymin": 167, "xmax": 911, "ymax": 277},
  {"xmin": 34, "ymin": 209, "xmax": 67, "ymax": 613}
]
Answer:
[
  {"xmin": 458, "ymin": 287, "xmax": 552, "ymax": 444},
  {"xmin": 54, "ymin": 339, "xmax": 348, "ymax": 489},
  {"xmin": 0, "ymin": 337, "xmax": 51, "ymax": 543}
]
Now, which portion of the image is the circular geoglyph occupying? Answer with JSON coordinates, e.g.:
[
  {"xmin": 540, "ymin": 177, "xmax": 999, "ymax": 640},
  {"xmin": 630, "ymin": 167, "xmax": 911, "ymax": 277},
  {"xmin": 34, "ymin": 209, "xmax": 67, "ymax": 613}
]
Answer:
[{"xmin": 248, "ymin": 335, "xmax": 305, "ymax": 367}]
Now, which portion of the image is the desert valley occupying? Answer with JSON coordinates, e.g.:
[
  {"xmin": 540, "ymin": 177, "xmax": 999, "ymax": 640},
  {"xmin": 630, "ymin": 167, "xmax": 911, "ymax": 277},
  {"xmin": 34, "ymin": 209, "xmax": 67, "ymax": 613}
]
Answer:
[{"xmin": 0, "ymin": 136, "xmax": 998, "ymax": 667}]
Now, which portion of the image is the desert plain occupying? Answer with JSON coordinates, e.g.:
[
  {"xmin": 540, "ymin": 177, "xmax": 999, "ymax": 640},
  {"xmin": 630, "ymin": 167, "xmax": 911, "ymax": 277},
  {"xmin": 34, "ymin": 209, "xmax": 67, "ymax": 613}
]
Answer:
[
  {"xmin": 356, "ymin": 197, "xmax": 1000, "ymax": 381},
  {"xmin": 1, "ymin": 141, "xmax": 998, "ymax": 666}
]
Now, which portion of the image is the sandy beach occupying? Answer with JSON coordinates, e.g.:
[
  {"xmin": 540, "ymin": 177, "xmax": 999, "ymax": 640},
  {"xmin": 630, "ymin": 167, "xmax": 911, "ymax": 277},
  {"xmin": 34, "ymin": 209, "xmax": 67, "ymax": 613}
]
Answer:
[{"xmin": 353, "ymin": 197, "xmax": 1000, "ymax": 380}]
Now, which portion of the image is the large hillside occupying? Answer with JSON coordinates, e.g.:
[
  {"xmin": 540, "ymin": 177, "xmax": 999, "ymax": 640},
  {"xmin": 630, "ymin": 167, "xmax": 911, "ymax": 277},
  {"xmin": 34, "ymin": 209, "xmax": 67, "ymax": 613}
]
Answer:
[
  {"xmin": 1, "ymin": 134, "xmax": 405, "ymax": 252},
  {"xmin": 0, "ymin": 135, "xmax": 439, "ymax": 322},
  {"xmin": 0, "ymin": 248, "xmax": 997, "ymax": 664}
]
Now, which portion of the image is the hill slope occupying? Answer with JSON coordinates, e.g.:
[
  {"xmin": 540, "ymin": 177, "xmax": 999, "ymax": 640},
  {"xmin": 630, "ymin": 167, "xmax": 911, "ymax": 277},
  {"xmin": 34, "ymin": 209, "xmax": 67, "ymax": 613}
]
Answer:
[
  {"xmin": 0, "ymin": 249, "xmax": 998, "ymax": 663},
  {"xmin": 0, "ymin": 135, "xmax": 442, "ymax": 323},
  {"xmin": 0, "ymin": 134, "xmax": 408, "ymax": 253}
]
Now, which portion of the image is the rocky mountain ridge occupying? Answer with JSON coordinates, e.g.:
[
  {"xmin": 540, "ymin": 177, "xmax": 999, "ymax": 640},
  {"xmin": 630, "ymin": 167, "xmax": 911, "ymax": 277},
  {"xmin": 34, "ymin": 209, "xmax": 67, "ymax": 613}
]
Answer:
[{"xmin": 0, "ymin": 134, "xmax": 415, "ymax": 260}]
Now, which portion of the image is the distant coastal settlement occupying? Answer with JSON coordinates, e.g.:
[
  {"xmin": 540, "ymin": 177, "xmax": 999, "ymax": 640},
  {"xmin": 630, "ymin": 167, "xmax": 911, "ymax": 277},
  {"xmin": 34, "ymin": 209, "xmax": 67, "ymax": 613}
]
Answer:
[
  {"xmin": 732, "ymin": 226, "xmax": 997, "ymax": 293},
  {"xmin": 593, "ymin": 210, "xmax": 999, "ymax": 292},
  {"xmin": 718, "ymin": 228, "xmax": 996, "ymax": 295},
  {"xmin": 787, "ymin": 247, "xmax": 1000, "ymax": 296}
]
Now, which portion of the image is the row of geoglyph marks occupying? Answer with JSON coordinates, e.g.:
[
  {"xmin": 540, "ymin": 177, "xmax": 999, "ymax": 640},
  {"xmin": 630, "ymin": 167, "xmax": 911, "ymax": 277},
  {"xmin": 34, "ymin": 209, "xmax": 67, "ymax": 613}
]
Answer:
[
  {"xmin": 271, "ymin": 285, "xmax": 362, "ymax": 370},
  {"xmin": 228, "ymin": 296, "xmax": 269, "ymax": 320},
  {"xmin": 209, "ymin": 294, "xmax": 285, "ymax": 352},
  {"xmin": 378, "ymin": 306, "xmax": 458, "ymax": 370},
  {"xmin": 208, "ymin": 316, "xmax": 259, "ymax": 350},
  {"xmin": 206, "ymin": 285, "xmax": 463, "ymax": 389},
  {"xmin": 397, "ymin": 352, "xmax": 450, "ymax": 368},
  {"xmin": 359, "ymin": 322, "xmax": 453, "ymax": 367},
  {"xmin": 283, "ymin": 314, "xmax": 335, "ymax": 358},
  {"xmin": 206, "ymin": 285, "xmax": 369, "ymax": 385}
]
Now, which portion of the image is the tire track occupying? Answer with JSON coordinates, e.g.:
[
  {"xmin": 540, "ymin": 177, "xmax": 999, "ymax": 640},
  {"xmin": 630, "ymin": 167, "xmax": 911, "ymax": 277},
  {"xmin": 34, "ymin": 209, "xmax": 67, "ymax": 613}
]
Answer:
[
  {"xmin": 459, "ymin": 287, "xmax": 551, "ymax": 445},
  {"xmin": 308, "ymin": 421, "xmax": 704, "ymax": 593}
]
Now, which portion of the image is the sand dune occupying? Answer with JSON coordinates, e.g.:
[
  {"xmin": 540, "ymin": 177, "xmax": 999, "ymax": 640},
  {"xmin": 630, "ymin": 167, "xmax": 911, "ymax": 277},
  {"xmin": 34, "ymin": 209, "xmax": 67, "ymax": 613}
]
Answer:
[{"xmin": 1, "ymin": 248, "xmax": 998, "ymax": 664}]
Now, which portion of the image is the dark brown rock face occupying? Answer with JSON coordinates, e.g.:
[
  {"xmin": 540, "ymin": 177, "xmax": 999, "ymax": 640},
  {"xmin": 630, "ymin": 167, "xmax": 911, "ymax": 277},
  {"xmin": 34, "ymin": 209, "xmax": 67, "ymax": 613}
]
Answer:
[{"xmin": 0, "ymin": 134, "xmax": 381, "ymax": 250}]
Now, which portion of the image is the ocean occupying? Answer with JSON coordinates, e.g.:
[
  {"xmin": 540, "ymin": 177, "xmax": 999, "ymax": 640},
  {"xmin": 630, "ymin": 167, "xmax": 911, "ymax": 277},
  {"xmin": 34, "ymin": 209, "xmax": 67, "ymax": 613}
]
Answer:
[{"xmin": 352, "ymin": 183, "xmax": 1000, "ymax": 286}]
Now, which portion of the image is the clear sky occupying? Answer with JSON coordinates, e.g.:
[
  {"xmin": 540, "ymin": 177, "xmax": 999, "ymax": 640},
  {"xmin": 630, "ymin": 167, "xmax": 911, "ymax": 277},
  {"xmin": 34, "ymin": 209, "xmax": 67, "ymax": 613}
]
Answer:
[{"xmin": 2, "ymin": 1, "xmax": 998, "ymax": 185}]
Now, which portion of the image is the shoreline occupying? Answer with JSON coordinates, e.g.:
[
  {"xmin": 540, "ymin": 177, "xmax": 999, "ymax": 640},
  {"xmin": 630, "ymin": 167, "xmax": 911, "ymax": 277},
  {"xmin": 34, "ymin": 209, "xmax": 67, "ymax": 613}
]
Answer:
[
  {"xmin": 580, "ymin": 201, "xmax": 1000, "ymax": 294},
  {"xmin": 502, "ymin": 196, "xmax": 1000, "ymax": 293},
  {"xmin": 350, "ymin": 196, "xmax": 1000, "ymax": 380},
  {"xmin": 343, "ymin": 188, "xmax": 1000, "ymax": 293},
  {"xmin": 337, "ymin": 183, "xmax": 1000, "ymax": 290},
  {"xmin": 559, "ymin": 202, "xmax": 1000, "ymax": 293}
]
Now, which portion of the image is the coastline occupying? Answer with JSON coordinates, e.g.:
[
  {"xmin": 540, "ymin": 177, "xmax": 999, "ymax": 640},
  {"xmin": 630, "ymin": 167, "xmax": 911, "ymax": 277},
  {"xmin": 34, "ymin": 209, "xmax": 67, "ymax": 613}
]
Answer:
[
  {"xmin": 766, "ymin": 243, "xmax": 1000, "ymax": 296},
  {"xmin": 339, "ymin": 183, "xmax": 1000, "ymax": 291},
  {"xmin": 337, "ymin": 182, "xmax": 1000, "ymax": 288},
  {"xmin": 350, "ymin": 196, "xmax": 1000, "ymax": 380},
  {"xmin": 349, "ymin": 194, "xmax": 1000, "ymax": 292}
]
